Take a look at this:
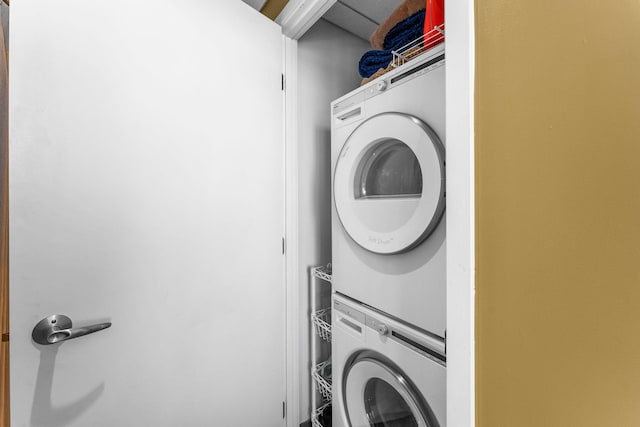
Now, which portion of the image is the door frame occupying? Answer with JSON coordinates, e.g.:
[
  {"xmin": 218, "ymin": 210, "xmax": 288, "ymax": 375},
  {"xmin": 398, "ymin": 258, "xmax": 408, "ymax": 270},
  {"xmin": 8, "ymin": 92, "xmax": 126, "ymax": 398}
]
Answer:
[
  {"xmin": 283, "ymin": 34, "xmax": 300, "ymax": 427},
  {"xmin": 279, "ymin": 1, "xmax": 475, "ymax": 426}
]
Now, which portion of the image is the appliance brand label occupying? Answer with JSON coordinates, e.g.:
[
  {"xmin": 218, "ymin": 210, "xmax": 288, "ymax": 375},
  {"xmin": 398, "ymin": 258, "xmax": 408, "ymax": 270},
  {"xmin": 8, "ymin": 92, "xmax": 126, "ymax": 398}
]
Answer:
[{"xmin": 369, "ymin": 236, "xmax": 393, "ymax": 245}]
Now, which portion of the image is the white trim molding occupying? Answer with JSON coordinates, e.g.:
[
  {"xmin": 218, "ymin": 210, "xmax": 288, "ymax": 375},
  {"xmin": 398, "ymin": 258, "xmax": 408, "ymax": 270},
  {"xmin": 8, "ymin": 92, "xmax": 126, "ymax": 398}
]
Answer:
[
  {"xmin": 283, "ymin": 35, "xmax": 301, "ymax": 427},
  {"xmin": 445, "ymin": 0, "xmax": 476, "ymax": 426},
  {"xmin": 276, "ymin": 0, "xmax": 336, "ymax": 40}
]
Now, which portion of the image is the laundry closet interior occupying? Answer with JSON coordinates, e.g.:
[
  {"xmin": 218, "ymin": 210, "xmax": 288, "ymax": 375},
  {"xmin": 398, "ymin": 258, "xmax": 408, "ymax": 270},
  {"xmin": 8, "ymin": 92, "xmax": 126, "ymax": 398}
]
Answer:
[
  {"xmin": 4, "ymin": 0, "xmax": 473, "ymax": 426},
  {"xmin": 280, "ymin": 0, "xmax": 448, "ymax": 425}
]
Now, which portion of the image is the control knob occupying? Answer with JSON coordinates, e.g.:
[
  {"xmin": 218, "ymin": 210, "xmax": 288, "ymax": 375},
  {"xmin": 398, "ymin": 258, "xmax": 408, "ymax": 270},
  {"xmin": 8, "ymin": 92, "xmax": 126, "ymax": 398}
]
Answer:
[{"xmin": 375, "ymin": 323, "xmax": 389, "ymax": 336}]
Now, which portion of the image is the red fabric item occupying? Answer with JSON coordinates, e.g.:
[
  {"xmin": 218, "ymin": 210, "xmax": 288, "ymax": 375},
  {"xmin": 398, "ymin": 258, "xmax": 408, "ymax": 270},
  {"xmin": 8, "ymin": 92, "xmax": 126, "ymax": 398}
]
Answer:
[
  {"xmin": 423, "ymin": 0, "xmax": 444, "ymax": 49},
  {"xmin": 425, "ymin": 0, "xmax": 444, "ymax": 29}
]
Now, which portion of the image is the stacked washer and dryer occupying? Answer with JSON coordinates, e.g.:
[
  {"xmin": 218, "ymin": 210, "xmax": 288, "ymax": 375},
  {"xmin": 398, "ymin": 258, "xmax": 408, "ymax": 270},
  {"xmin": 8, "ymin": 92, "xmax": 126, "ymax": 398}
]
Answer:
[{"xmin": 330, "ymin": 45, "xmax": 447, "ymax": 427}]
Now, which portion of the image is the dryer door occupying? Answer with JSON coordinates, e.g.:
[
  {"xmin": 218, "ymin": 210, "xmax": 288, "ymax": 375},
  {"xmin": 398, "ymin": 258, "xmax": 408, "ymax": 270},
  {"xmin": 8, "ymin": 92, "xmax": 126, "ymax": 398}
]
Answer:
[
  {"xmin": 342, "ymin": 351, "xmax": 440, "ymax": 427},
  {"xmin": 333, "ymin": 113, "xmax": 445, "ymax": 254}
]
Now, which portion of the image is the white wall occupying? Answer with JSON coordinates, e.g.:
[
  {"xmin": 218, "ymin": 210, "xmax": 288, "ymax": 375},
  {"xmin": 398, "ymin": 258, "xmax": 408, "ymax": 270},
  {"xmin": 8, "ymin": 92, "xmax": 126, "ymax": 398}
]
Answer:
[{"xmin": 296, "ymin": 18, "xmax": 369, "ymax": 422}]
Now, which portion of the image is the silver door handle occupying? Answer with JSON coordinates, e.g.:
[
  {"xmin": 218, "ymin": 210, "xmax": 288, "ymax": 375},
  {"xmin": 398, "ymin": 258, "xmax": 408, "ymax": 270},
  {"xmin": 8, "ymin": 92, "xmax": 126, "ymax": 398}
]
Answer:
[{"xmin": 32, "ymin": 314, "xmax": 111, "ymax": 345}]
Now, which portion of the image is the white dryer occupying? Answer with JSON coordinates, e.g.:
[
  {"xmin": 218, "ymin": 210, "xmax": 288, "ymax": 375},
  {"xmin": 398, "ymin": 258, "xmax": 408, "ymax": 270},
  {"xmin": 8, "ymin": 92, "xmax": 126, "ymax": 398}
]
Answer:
[
  {"xmin": 332, "ymin": 293, "xmax": 446, "ymax": 427},
  {"xmin": 331, "ymin": 45, "xmax": 446, "ymax": 336}
]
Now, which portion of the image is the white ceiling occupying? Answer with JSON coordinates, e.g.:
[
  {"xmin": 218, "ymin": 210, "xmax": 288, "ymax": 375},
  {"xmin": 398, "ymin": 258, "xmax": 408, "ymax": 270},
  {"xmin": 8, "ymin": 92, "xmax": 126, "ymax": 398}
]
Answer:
[
  {"xmin": 323, "ymin": 0, "xmax": 404, "ymax": 41},
  {"xmin": 240, "ymin": 0, "xmax": 405, "ymax": 42},
  {"xmin": 339, "ymin": 0, "xmax": 404, "ymax": 25}
]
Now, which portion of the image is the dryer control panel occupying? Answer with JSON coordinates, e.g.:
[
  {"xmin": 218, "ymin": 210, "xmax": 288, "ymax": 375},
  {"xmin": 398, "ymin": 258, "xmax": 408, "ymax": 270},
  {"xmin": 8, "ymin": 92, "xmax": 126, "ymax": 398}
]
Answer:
[
  {"xmin": 334, "ymin": 293, "xmax": 446, "ymax": 365},
  {"xmin": 331, "ymin": 44, "xmax": 445, "ymax": 119}
]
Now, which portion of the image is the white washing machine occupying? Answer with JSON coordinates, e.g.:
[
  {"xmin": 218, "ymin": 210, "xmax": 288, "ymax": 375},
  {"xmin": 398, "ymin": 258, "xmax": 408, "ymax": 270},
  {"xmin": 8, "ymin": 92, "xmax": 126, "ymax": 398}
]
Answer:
[
  {"xmin": 331, "ymin": 45, "xmax": 446, "ymax": 337},
  {"xmin": 332, "ymin": 293, "xmax": 446, "ymax": 427}
]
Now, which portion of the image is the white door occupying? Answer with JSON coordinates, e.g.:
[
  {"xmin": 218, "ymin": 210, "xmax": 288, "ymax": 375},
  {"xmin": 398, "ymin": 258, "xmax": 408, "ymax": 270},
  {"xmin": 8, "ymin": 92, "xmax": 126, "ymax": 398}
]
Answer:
[{"xmin": 9, "ymin": 1, "xmax": 285, "ymax": 426}]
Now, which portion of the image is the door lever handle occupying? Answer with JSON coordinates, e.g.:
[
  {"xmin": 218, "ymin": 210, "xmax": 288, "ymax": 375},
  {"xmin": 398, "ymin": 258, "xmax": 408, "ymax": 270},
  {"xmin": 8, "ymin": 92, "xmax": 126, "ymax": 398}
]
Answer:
[{"xmin": 32, "ymin": 314, "xmax": 111, "ymax": 345}]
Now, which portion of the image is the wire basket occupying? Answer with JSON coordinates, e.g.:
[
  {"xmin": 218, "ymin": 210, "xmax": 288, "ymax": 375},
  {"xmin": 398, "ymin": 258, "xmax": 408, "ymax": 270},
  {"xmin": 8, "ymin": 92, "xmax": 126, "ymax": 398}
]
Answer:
[
  {"xmin": 311, "ymin": 402, "xmax": 331, "ymax": 427},
  {"xmin": 391, "ymin": 24, "xmax": 445, "ymax": 68},
  {"xmin": 312, "ymin": 264, "xmax": 332, "ymax": 283},
  {"xmin": 312, "ymin": 308, "xmax": 332, "ymax": 342},
  {"xmin": 312, "ymin": 360, "xmax": 332, "ymax": 401}
]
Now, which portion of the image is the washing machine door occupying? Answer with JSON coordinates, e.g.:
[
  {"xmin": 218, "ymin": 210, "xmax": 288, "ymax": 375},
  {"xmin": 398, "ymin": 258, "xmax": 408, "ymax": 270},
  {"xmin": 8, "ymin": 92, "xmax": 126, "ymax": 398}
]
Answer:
[
  {"xmin": 342, "ymin": 351, "xmax": 440, "ymax": 427},
  {"xmin": 333, "ymin": 112, "xmax": 445, "ymax": 254}
]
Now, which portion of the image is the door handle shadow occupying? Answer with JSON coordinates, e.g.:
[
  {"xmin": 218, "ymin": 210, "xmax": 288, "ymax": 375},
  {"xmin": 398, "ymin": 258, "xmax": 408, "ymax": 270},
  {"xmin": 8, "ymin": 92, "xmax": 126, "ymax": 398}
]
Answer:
[{"xmin": 29, "ymin": 344, "xmax": 104, "ymax": 427}]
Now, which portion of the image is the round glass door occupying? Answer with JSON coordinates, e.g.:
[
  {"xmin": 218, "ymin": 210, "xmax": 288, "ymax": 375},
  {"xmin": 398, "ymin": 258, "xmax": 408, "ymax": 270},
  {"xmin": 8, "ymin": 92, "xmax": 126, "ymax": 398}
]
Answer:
[
  {"xmin": 364, "ymin": 378, "xmax": 418, "ymax": 426},
  {"xmin": 333, "ymin": 113, "xmax": 445, "ymax": 255},
  {"xmin": 342, "ymin": 351, "xmax": 440, "ymax": 427},
  {"xmin": 355, "ymin": 139, "xmax": 423, "ymax": 199}
]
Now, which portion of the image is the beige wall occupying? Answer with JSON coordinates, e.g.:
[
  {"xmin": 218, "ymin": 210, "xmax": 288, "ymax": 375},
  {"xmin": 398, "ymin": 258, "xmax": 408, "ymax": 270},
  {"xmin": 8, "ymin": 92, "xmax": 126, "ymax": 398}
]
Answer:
[
  {"xmin": 261, "ymin": 0, "xmax": 288, "ymax": 20},
  {"xmin": 475, "ymin": 1, "xmax": 640, "ymax": 426}
]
